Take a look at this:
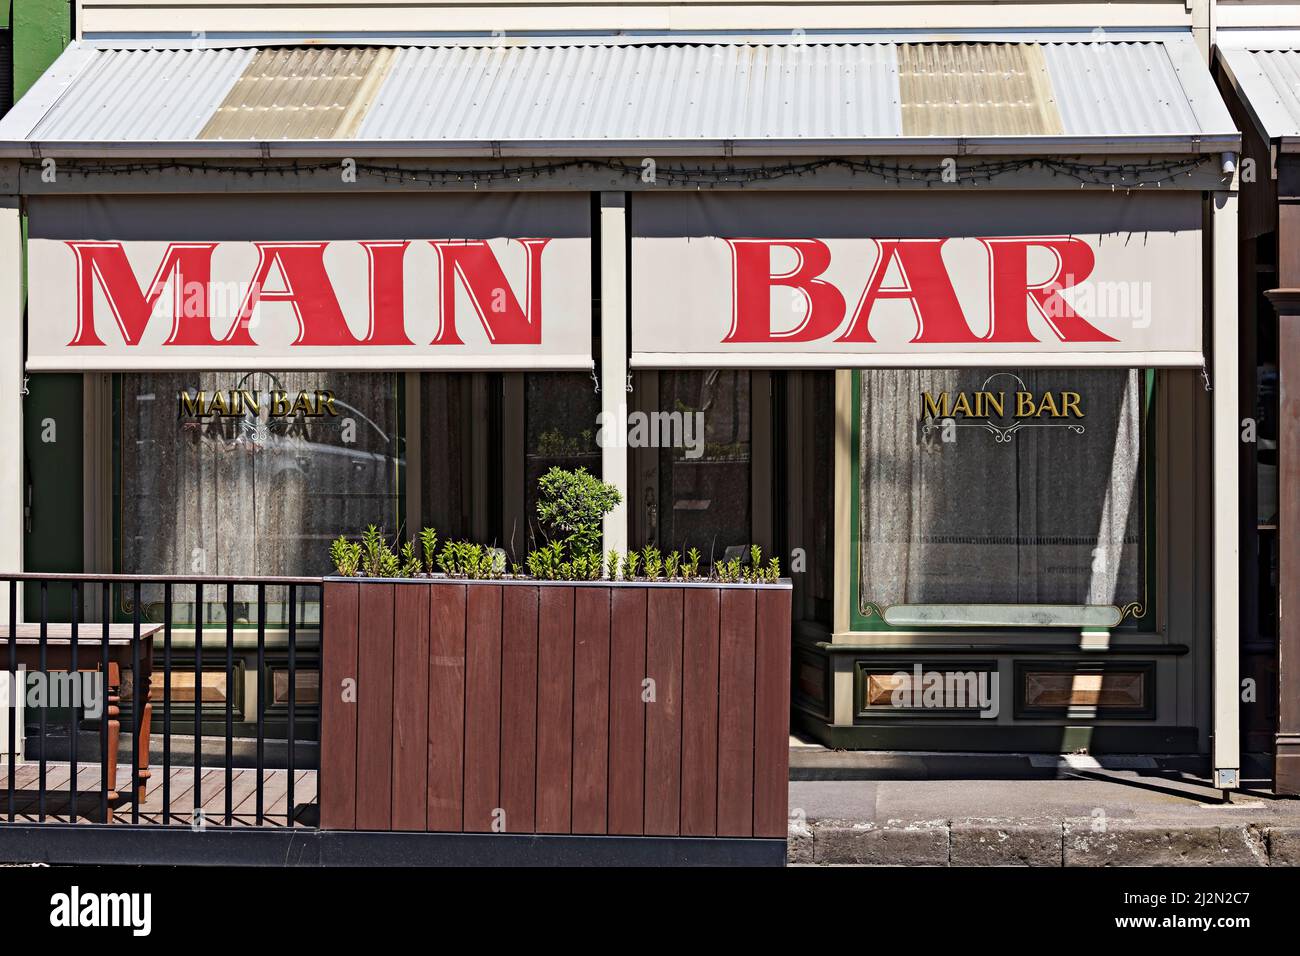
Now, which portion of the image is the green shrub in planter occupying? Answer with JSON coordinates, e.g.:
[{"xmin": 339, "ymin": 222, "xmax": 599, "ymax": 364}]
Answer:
[{"xmin": 535, "ymin": 466, "xmax": 621, "ymax": 564}]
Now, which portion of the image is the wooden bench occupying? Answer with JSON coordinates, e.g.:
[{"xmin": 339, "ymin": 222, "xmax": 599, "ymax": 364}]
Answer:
[{"xmin": 3, "ymin": 624, "xmax": 158, "ymax": 820}]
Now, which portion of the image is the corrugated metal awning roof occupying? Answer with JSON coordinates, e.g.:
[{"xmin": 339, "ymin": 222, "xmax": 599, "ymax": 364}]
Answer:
[
  {"xmin": 0, "ymin": 35, "xmax": 1238, "ymax": 157},
  {"xmin": 1219, "ymin": 46, "xmax": 1300, "ymax": 141}
]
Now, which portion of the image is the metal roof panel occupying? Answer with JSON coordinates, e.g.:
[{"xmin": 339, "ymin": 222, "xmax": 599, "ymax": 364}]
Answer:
[
  {"xmin": 2, "ymin": 36, "xmax": 1238, "ymax": 155},
  {"xmin": 29, "ymin": 46, "xmax": 254, "ymax": 141},
  {"xmin": 1221, "ymin": 47, "xmax": 1300, "ymax": 140}
]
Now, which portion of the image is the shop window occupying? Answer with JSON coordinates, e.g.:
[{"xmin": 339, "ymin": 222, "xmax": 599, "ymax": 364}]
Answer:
[
  {"xmin": 854, "ymin": 368, "xmax": 1151, "ymax": 630},
  {"xmin": 652, "ymin": 370, "xmax": 753, "ymax": 558},
  {"xmin": 115, "ymin": 371, "xmax": 402, "ymax": 624},
  {"xmin": 803, "ymin": 372, "xmax": 835, "ymax": 623},
  {"xmin": 522, "ymin": 372, "xmax": 602, "ymax": 548},
  {"xmin": 421, "ymin": 371, "xmax": 491, "ymax": 541},
  {"xmin": 776, "ymin": 370, "xmax": 834, "ymax": 626}
]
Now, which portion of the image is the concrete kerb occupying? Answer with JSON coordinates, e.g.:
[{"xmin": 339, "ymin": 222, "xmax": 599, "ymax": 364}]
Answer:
[{"xmin": 799, "ymin": 820, "xmax": 1300, "ymax": 866}]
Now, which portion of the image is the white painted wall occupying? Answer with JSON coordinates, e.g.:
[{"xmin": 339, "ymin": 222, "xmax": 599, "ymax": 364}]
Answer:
[{"xmin": 1217, "ymin": 0, "xmax": 1300, "ymax": 29}]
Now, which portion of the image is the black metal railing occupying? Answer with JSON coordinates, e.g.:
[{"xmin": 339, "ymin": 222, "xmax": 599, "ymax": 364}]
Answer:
[{"xmin": 0, "ymin": 573, "xmax": 323, "ymax": 828}]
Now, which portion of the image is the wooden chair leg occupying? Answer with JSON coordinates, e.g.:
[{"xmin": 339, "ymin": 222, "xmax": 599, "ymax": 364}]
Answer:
[{"xmin": 105, "ymin": 662, "xmax": 121, "ymax": 822}]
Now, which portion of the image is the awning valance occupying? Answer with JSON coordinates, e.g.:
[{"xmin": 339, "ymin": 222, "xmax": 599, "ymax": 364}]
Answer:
[{"xmin": 0, "ymin": 34, "xmax": 1239, "ymax": 158}]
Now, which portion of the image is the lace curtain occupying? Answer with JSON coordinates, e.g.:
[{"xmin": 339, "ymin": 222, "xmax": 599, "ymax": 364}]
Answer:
[
  {"xmin": 858, "ymin": 368, "xmax": 1146, "ymax": 613},
  {"xmin": 118, "ymin": 371, "xmax": 402, "ymax": 623}
]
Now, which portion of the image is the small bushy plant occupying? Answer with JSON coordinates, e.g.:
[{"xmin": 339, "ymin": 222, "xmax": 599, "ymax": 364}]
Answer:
[
  {"xmin": 535, "ymin": 466, "xmax": 621, "ymax": 563},
  {"xmin": 329, "ymin": 535, "xmax": 362, "ymax": 577}
]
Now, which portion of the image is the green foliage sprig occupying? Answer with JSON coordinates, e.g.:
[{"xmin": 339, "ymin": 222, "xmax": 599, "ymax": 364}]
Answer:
[
  {"xmin": 329, "ymin": 536, "xmax": 361, "ymax": 578},
  {"xmin": 360, "ymin": 525, "xmax": 399, "ymax": 578},
  {"xmin": 437, "ymin": 540, "xmax": 505, "ymax": 579},
  {"xmin": 419, "ymin": 527, "xmax": 439, "ymax": 573}
]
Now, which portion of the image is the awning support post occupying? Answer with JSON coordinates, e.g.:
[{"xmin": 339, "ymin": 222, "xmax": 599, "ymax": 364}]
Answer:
[
  {"xmin": 1213, "ymin": 182, "xmax": 1241, "ymax": 789},
  {"xmin": 599, "ymin": 192, "xmax": 628, "ymax": 563}
]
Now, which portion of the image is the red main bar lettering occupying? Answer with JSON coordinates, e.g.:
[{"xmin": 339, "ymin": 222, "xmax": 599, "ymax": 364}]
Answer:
[
  {"xmin": 722, "ymin": 237, "xmax": 1115, "ymax": 345},
  {"xmin": 64, "ymin": 239, "xmax": 550, "ymax": 348}
]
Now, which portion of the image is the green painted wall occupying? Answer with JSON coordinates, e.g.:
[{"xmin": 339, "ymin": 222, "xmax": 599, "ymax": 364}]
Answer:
[
  {"xmin": 13, "ymin": 2, "xmax": 81, "ymax": 616},
  {"xmin": 23, "ymin": 375, "xmax": 84, "ymax": 619},
  {"xmin": 12, "ymin": 0, "xmax": 70, "ymax": 101}
]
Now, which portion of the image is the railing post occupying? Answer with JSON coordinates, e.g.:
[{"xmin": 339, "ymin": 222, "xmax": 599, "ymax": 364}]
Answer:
[
  {"xmin": 163, "ymin": 582, "xmax": 172, "ymax": 825},
  {"xmin": 193, "ymin": 582, "xmax": 203, "ymax": 824},
  {"xmin": 225, "ymin": 583, "xmax": 234, "ymax": 825},
  {"xmin": 70, "ymin": 582, "xmax": 79, "ymax": 823},
  {"xmin": 38, "ymin": 582, "xmax": 47, "ymax": 822},
  {"xmin": 256, "ymin": 583, "xmax": 266, "ymax": 826},
  {"xmin": 131, "ymin": 582, "xmax": 141, "ymax": 824},
  {"xmin": 101, "ymin": 583, "xmax": 110, "ymax": 822},
  {"xmin": 6, "ymin": 579, "xmax": 15, "ymax": 823},
  {"xmin": 287, "ymin": 583, "xmax": 297, "ymax": 827}
]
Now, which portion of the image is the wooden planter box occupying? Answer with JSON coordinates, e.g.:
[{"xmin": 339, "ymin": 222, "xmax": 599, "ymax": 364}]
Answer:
[{"xmin": 319, "ymin": 578, "xmax": 791, "ymax": 840}]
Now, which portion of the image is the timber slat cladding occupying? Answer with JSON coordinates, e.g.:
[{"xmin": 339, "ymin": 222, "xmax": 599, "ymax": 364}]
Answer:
[
  {"xmin": 571, "ymin": 586, "xmax": 611, "ymax": 834},
  {"xmin": 717, "ymin": 589, "xmax": 757, "ymax": 837},
  {"xmin": 500, "ymin": 587, "xmax": 539, "ymax": 834},
  {"xmin": 355, "ymin": 583, "xmax": 395, "ymax": 830},
  {"xmin": 463, "ymin": 585, "xmax": 502, "ymax": 833},
  {"xmin": 753, "ymin": 588, "xmax": 793, "ymax": 837},
  {"xmin": 319, "ymin": 582, "xmax": 359, "ymax": 830},
  {"xmin": 536, "ymin": 586, "xmax": 576, "ymax": 833},
  {"xmin": 680, "ymin": 588, "xmax": 721, "ymax": 836},
  {"xmin": 608, "ymin": 587, "xmax": 648, "ymax": 835},
  {"xmin": 319, "ymin": 581, "xmax": 789, "ymax": 840},
  {"xmin": 391, "ymin": 584, "xmax": 430, "ymax": 831},
  {"xmin": 644, "ymin": 588, "xmax": 684, "ymax": 836},
  {"xmin": 426, "ymin": 584, "xmax": 466, "ymax": 830}
]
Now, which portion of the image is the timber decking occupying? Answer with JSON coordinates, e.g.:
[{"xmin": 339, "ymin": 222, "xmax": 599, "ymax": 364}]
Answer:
[{"xmin": 0, "ymin": 762, "xmax": 316, "ymax": 827}]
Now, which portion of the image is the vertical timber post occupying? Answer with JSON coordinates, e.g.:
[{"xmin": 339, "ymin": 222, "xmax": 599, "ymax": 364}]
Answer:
[
  {"xmin": 600, "ymin": 192, "xmax": 629, "ymax": 560},
  {"xmin": 1213, "ymin": 177, "xmax": 1241, "ymax": 789}
]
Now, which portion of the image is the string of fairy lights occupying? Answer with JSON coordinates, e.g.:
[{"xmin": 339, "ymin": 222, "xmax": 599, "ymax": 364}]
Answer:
[{"xmin": 21, "ymin": 155, "xmax": 1216, "ymax": 189}]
